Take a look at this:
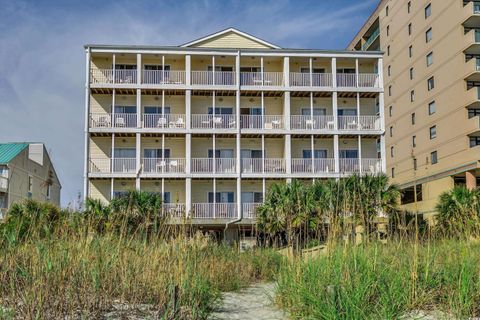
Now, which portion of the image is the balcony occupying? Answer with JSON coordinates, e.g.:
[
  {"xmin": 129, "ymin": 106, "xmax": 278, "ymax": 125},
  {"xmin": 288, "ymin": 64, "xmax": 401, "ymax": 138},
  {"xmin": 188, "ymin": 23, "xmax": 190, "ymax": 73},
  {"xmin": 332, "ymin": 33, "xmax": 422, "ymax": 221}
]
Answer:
[
  {"xmin": 143, "ymin": 114, "xmax": 186, "ymax": 129},
  {"xmin": 339, "ymin": 158, "xmax": 382, "ymax": 174},
  {"xmin": 464, "ymin": 29, "xmax": 480, "ymax": 55},
  {"xmin": 191, "ymin": 158, "xmax": 236, "ymax": 174},
  {"xmin": 142, "ymin": 70, "xmax": 185, "ymax": 85},
  {"xmin": 90, "ymin": 113, "xmax": 137, "ymax": 129},
  {"xmin": 241, "ymin": 158, "xmax": 286, "ymax": 174},
  {"xmin": 191, "ymin": 114, "xmax": 236, "ymax": 129},
  {"xmin": 338, "ymin": 116, "xmax": 381, "ymax": 131},
  {"xmin": 191, "ymin": 71, "xmax": 236, "ymax": 86},
  {"xmin": 240, "ymin": 115, "xmax": 284, "ymax": 130},
  {"xmin": 192, "ymin": 203, "xmax": 237, "ymax": 219},
  {"xmin": 336, "ymin": 74, "xmax": 380, "ymax": 88},
  {"xmin": 89, "ymin": 158, "xmax": 137, "ymax": 174},
  {"xmin": 289, "ymin": 73, "xmax": 333, "ymax": 88},
  {"xmin": 290, "ymin": 115, "xmax": 335, "ymax": 130},
  {"xmin": 240, "ymin": 72, "xmax": 284, "ymax": 87},
  {"xmin": 90, "ymin": 69, "xmax": 137, "ymax": 85},
  {"xmin": 463, "ymin": 1, "xmax": 480, "ymax": 28},
  {"xmin": 142, "ymin": 158, "xmax": 186, "ymax": 174},
  {"xmin": 243, "ymin": 203, "xmax": 260, "ymax": 219},
  {"xmin": 162, "ymin": 203, "xmax": 186, "ymax": 217},
  {"xmin": 361, "ymin": 27, "xmax": 380, "ymax": 51},
  {"xmin": 291, "ymin": 159, "xmax": 335, "ymax": 174}
]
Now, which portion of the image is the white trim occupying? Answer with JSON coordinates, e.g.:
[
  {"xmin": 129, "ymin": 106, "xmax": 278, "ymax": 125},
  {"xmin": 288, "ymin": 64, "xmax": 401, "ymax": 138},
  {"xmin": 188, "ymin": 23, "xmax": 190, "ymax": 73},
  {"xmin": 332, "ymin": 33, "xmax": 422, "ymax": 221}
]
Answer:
[{"xmin": 180, "ymin": 28, "xmax": 281, "ymax": 49}]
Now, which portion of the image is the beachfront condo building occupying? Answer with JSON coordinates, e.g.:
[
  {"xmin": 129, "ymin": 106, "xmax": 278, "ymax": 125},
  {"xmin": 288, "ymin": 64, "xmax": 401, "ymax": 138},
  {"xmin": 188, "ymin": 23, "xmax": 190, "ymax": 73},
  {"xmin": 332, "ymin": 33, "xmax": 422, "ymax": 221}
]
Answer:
[
  {"xmin": 349, "ymin": 1, "xmax": 480, "ymax": 218},
  {"xmin": 84, "ymin": 28, "xmax": 385, "ymax": 235}
]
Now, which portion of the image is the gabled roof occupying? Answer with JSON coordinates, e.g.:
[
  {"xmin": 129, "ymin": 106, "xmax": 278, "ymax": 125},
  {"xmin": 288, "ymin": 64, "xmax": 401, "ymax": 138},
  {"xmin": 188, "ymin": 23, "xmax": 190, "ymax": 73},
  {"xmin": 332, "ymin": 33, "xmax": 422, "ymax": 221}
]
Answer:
[
  {"xmin": 180, "ymin": 27, "xmax": 281, "ymax": 49},
  {"xmin": 0, "ymin": 143, "xmax": 29, "ymax": 164}
]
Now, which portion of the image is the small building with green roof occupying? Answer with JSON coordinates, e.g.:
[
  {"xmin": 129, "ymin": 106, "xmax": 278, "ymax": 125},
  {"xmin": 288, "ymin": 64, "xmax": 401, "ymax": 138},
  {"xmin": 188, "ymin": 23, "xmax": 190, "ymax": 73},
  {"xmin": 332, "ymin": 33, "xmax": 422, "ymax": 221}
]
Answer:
[{"xmin": 0, "ymin": 143, "xmax": 61, "ymax": 216}]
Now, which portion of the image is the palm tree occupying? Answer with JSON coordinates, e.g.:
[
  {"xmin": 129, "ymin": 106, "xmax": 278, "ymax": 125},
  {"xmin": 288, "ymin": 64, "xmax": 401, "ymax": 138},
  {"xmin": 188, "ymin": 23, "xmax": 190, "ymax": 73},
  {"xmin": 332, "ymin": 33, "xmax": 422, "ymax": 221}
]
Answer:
[{"xmin": 435, "ymin": 186, "xmax": 480, "ymax": 238}]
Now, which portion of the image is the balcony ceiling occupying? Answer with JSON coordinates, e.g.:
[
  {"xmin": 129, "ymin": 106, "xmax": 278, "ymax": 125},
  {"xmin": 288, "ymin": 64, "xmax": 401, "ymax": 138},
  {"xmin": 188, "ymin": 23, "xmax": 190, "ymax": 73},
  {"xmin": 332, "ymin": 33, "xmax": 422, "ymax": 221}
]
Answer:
[{"xmin": 463, "ymin": 15, "xmax": 480, "ymax": 29}]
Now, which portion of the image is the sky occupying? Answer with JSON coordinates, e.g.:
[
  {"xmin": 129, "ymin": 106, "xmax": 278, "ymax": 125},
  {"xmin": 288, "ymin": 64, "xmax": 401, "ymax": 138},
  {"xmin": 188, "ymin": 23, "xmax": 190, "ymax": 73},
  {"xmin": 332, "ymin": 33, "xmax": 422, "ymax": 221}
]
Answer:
[{"xmin": 0, "ymin": 0, "xmax": 379, "ymax": 207}]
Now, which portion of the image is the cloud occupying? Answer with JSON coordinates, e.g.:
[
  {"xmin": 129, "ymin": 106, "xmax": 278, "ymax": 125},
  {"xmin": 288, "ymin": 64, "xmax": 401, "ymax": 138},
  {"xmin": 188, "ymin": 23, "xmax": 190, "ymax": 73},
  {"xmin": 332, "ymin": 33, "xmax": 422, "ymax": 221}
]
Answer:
[{"xmin": 0, "ymin": 0, "xmax": 377, "ymax": 206}]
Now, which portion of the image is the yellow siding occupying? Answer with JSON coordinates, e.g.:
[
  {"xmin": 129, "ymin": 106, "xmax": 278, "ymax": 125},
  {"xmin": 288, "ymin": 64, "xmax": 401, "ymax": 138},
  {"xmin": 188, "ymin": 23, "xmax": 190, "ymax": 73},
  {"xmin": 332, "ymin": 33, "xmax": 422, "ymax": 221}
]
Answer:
[
  {"xmin": 291, "ymin": 97, "xmax": 334, "ymax": 115},
  {"xmin": 142, "ymin": 137, "xmax": 186, "ymax": 158},
  {"xmin": 113, "ymin": 179, "xmax": 136, "ymax": 192},
  {"xmin": 191, "ymin": 180, "xmax": 237, "ymax": 202},
  {"xmin": 89, "ymin": 180, "xmax": 110, "ymax": 203},
  {"xmin": 191, "ymin": 56, "xmax": 236, "ymax": 71},
  {"xmin": 90, "ymin": 94, "xmax": 111, "ymax": 113},
  {"xmin": 291, "ymin": 139, "xmax": 334, "ymax": 158},
  {"xmin": 142, "ymin": 95, "xmax": 186, "ymax": 114},
  {"xmin": 191, "ymin": 138, "xmax": 236, "ymax": 157},
  {"xmin": 241, "ymin": 138, "xmax": 285, "ymax": 158},
  {"xmin": 141, "ymin": 180, "xmax": 186, "ymax": 202},
  {"xmin": 191, "ymin": 32, "xmax": 272, "ymax": 49},
  {"xmin": 90, "ymin": 137, "xmax": 111, "ymax": 158},
  {"xmin": 142, "ymin": 56, "xmax": 185, "ymax": 70},
  {"xmin": 192, "ymin": 96, "xmax": 236, "ymax": 114}
]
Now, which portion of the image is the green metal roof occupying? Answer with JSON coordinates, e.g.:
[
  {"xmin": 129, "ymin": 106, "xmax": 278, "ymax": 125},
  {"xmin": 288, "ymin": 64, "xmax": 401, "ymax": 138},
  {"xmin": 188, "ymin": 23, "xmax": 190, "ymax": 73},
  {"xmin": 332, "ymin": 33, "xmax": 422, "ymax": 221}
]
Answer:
[{"xmin": 0, "ymin": 143, "xmax": 29, "ymax": 164}]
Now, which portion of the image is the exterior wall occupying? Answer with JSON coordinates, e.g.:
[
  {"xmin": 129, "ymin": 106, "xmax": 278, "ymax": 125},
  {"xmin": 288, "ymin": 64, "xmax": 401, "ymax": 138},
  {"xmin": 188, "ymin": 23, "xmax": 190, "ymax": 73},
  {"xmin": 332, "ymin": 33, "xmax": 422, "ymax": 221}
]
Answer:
[
  {"xmin": 6, "ymin": 147, "xmax": 61, "ymax": 208},
  {"xmin": 191, "ymin": 32, "xmax": 272, "ymax": 49},
  {"xmin": 349, "ymin": 0, "xmax": 479, "ymax": 214}
]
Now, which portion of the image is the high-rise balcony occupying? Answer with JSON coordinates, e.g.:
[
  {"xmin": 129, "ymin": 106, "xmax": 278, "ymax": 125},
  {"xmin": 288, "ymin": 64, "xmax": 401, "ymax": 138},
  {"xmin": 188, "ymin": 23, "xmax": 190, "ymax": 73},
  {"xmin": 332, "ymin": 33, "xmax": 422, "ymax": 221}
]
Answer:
[
  {"xmin": 143, "ymin": 114, "xmax": 186, "ymax": 129},
  {"xmin": 289, "ymin": 73, "xmax": 333, "ymax": 88},
  {"xmin": 162, "ymin": 203, "xmax": 186, "ymax": 217},
  {"xmin": 243, "ymin": 203, "xmax": 261, "ymax": 219},
  {"xmin": 336, "ymin": 73, "xmax": 380, "ymax": 88},
  {"xmin": 191, "ymin": 114, "xmax": 237, "ymax": 129},
  {"xmin": 240, "ymin": 72, "xmax": 284, "ymax": 87},
  {"xmin": 192, "ymin": 203, "xmax": 237, "ymax": 219},
  {"xmin": 90, "ymin": 113, "xmax": 137, "ymax": 129},
  {"xmin": 337, "ymin": 116, "xmax": 381, "ymax": 131},
  {"xmin": 240, "ymin": 115, "xmax": 284, "ymax": 130},
  {"xmin": 90, "ymin": 69, "xmax": 138, "ymax": 85},
  {"xmin": 89, "ymin": 158, "xmax": 136, "ymax": 174},
  {"xmin": 241, "ymin": 158, "xmax": 286, "ymax": 174},
  {"xmin": 191, "ymin": 71, "xmax": 236, "ymax": 86},
  {"xmin": 290, "ymin": 115, "xmax": 335, "ymax": 130},
  {"xmin": 291, "ymin": 159, "xmax": 335, "ymax": 174},
  {"xmin": 339, "ymin": 158, "xmax": 382, "ymax": 174},
  {"xmin": 142, "ymin": 70, "xmax": 186, "ymax": 85},
  {"xmin": 191, "ymin": 158, "xmax": 237, "ymax": 174},
  {"xmin": 142, "ymin": 158, "xmax": 186, "ymax": 174}
]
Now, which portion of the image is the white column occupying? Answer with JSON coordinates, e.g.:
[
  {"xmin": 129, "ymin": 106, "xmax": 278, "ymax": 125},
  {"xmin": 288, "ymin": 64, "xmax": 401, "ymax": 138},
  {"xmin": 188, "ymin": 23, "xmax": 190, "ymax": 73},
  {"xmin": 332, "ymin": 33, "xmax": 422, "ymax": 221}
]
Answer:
[
  {"xmin": 186, "ymin": 54, "xmax": 191, "ymax": 86},
  {"xmin": 212, "ymin": 56, "xmax": 215, "ymax": 85},
  {"xmin": 112, "ymin": 89, "xmax": 116, "ymax": 122},
  {"xmin": 262, "ymin": 179, "xmax": 266, "ymax": 201},
  {"xmin": 161, "ymin": 178, "xmax": 165, "ymax": 202},
  {"xmin": 185, "ymin": 90, "xmax": 191, "ymax": 129},
  {"xmin": 110, "ymin": 178, "xmax": 114, "ymax": 200},
  {"xmin": 237, "ymin": 177, "xmax": 242, "ymax": 219},
  {"xmin": 185, "ymin": 178, "xmax": 192, "ymax": 217},
  {"xmin": 334, "ymin": 135, "xmax": 340, "ymax": 173},
  {"xmin": 137, "ymin": 53, "xmax": 141, "ymax": 86},
  {"xmin": 331, "ymin": 58, "xmax": 337, "ymax": 88},
  {"xmin": 355, "ymin": 58, "xmax": 359, "ymax": 88},
  {"xmin": 111, "ymin": 133, "xmax": 115, "ymax": 174},
  {"xmin": 285, "ymin": 134, "xmax": 292, "ymax": 175},
  {"xmin": 379, "ymin": 92, "xmax": 385, "ymax": 131},
  {"xmin": 283, "ymin": 56, "xmax": 290, "ymax": 87},
  {"xmin": 213, "ymin": 178, "xmax": 216, "ymax": 219},
  {"xmin": 309, "ymin": 57, "xmax": 313, "ymax": 87},
  {"xmin": 284, "ymin": 91, "xmax": 291, "ymax": 130},
  {"xmin": 161, "ymin": 134, "xmax": 165, "ymax": 174},
  {"xmin": 311, "ymin": 135, "xmax": 315, "ymax": 174},
  {"xmin": 262, "ymin": 135, "xmax": 265, "ymax": 174},
  {"xmin": 212, "ymin": 134, "xmax": 216, "ymax": 173},
  {"xmin": 136, "ymin": 133, "xmax": 141, "ymax": 190},
  {"xmin": 310, "ymin": 92, "xmax": 314, "ymax": 121},
  {"xmin": 358, "ymin": 136, "xmax": 362, "ymax": 174},
  {"xmin": 377, "ymin": 58, "xmax": 384, "ymax": 89},
  {"xmin": 186, "ymin": 134, "xmax": 191, "ymax": 174},
  {"xmin": 162, "ymin": 55, "xmax": 165, "ymax": 84},
  {"xmin": 332, "ymin": 92, "xmax": 338, "ymax": 130},
  {"xmin": 83, "ymin": 48, "xmax": 91, "ymax": 200},
  {"xmin": 260, "ymin": 57, "xmax": 264, "ymax": 85},
  {"xmin": 112, "ymin": 54, "xmax": 116, "ymax": 83},
  {"xmin": 356, "ymin": 92, "xmax": 361, "ymax": 128},
  {"xmin": 162, "ymin": 89, "xmax": 165, "ymax": 118},
  {"xmin": 136, "ymin": 88, "xmax": 141, "ymax": 128}
]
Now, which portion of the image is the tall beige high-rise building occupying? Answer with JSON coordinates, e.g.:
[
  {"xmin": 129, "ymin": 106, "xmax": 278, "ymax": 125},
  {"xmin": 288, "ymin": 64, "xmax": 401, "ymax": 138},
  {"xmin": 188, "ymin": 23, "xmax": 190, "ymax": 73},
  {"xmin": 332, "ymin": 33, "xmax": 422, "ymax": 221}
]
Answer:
[
  {"xmin": 349, "ymin": 1, "xmax": 480, "ymax": 217},
  {"xmin": 84, "ymin": 28, "xmax": 385, "ymax": 239}
]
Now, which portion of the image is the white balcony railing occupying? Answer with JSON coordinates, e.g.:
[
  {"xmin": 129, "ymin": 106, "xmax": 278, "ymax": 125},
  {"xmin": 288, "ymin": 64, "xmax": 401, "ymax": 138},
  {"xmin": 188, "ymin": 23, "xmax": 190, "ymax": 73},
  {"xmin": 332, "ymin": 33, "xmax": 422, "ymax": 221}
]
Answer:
[
  {"xmin": 191, "ymin": 114, "xmax": 236, "ymax": 129},
  {"xmin": 336, "ymin": 73, "xmax": 379, "ymax": 88},
  {"xmin": 241, "ymin": 158, "xmax": 286, "ymax": 173},
  {"xmin": 339, "ymin": 159, "xmax": 360, "ymax": 173},
  {"xmin": 240, "ymin": 115, "xmax": 284, "ymax": 130},
  {"xmin": 290, "ymin": 115, "xmax": 335, "ymax": 130},
  {"xmin": 89, "ymin": 158, "xmax": 111, "ymax": 173},
  {"xmin": 142, "ymin": 70, "xmax": 185, "ymax": 85},
  {"xmin": 162, "ymin": 203, "xmax": 186, "ymax": 217},
  {"xmin": 192, "ymin": 203, "xmax": 237, "ymax": 219},
  {"xmin": 240, "ymin": 72, "xmax": 283, "ymax": 86},
  {"xmin": 191, "ymin": 158, "xmax": 236, "ymax": 174},
  {"xmin": 243, "ymin": 203, "xmax": 261, "ymax": 219},
  {"xmin": 90, "ymin": 69, "xmax": 138, "ymax": 84},
  {"xmin": 143, "ymin": 114, "xmax": 186, "ymax": 128},
  {"xmin": 338, "ymin": 116, "xmax": 381, "ymax": 131},
  {"xmin": 142, "ymin": 158, "xmax": 186, "ymax": 174},
  {"xmin": 362, "ymin": 159, "xmax": 383, "ymax": 174},
  {"xmin": 112, "ymin": 158, "xmax": 137, "ymax": 173},
  {"xmin": 291, "ymin": 159, "xmax": 335, "ymax": 174},
  {"xmin": 90, "ymin": 113, "xmax": 138, "ymax": 128},
  {"xmin": 289, "ymin": 73, "xmax": 333, "ymax": 87},
  {"xmin": 191, "ymin": 71, "xmax": 236, "ymax": 86}
]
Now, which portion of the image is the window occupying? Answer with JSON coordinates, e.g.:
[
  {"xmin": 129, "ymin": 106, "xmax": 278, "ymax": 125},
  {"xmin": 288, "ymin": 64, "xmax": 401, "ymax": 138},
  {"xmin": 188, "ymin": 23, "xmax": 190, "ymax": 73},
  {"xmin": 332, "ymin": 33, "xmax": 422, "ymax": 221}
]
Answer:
[
  {"xmin": 28, "ymin": 176, "xmax": 33, "ymax": 193},
  {"xmin": 411, "ymin": 113, "xmax": 416, "ymax": 125},
  {"xmin": 390, "ymin": 126, "xmax": 393, "ymax": 137},
  {"xmin": 410, "ymin": 90, "xmax": 415, "ymax": 102},
  {"xmin": 425, "ymin": 3, "xmax": 431, "ymax": 18},
  {"xmin": 389, "ymin": 85, "xmax": 392, "ymax": 96},
  {"xmin": 469, "ymin": 108, "xmax": 480, "ymax": 118},
  {"xmin": 391, "ymin": 167, "xmax": 395, "ymax": 178},
  {"xmin": 409, "ymin": 67, "xmax": 414, "ymax": 80},
  {"xmin": 426, "ymin": 28, "xmax": 433, "ymax": 42},
  {"xmin": 428, "ymin": 101, "xmax": 436, "ymax": 115},
  {"xmin": 430, "ymin": 125, "xmax": 437, "ymax": 139},
  {"xmin": 401, "ymin": 185, "xmax": 423, "ymax": 205},
  {"xmin": 46, "ymin": 185, "xmax": 51, "ymax": 200},
  {"xmin": 389, "ymin": 106, "xmax": 393, "ymax": 117},
  {"xmin": 408, "ymin": 1, "xmax": 412, "ymax": 13},
  {"xmin": 386, "ymin": 5, "xmax": 389, "ymax": 16},
  {"xmin": 390, "ymin": 146, "xmax": 394, "ymax": 157},
  {"xmin": 413, "ymin": 158, "xmax": 417, "ymax": 170},
  {"xmin": 408, "ymin": 23, "xmax": 412, "ymax": 35},
  {"xmin": 388, "ymin": 65, "xmax": 391, "ymax": 76},
  {"xmin": 431, "ymin": 151, "xmax": 438, "ymax": 164},
  {"xmin": 387, "ymin": 25, "xmax": 390, "ymax": 36},
  {"xmin": 412, "ymin": 135, "xmax": 417, "ymax": 147},
  {"xmin": 470, "ymin": 136, "xmax": 480, "ymax": 147},
  {"xmin": 409, "ymin": 45, "xmax": 413, "ymax": 58},
  {"xmin": 426, "ymin": 52, "xmax": 433, "ymax": 66},
  {"xmin": 208, "ymin": 192, "xmax": 235, "ymax": 203},
  {"xmin": 427, "ymin": 76, "xmax": 435, "ymax": 91},
  {"xmin": 387, "ymin": 45, "xmax": 390, "ymax": 56}
]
